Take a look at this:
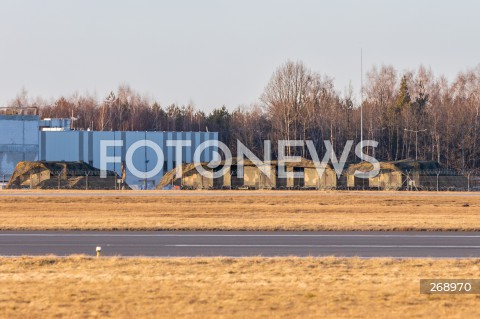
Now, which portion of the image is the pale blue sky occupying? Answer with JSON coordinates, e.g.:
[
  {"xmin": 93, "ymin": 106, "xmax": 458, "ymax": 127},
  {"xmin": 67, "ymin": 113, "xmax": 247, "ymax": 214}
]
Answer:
[{"xmin": 0, "ymin": 0, "xmax": 479, "ymax": 111}]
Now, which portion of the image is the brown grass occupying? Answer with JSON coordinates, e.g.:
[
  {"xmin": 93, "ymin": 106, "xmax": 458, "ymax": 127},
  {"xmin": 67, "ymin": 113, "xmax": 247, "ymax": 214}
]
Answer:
[
  {"xmin": 0, "ymin": 256, "xmax": 479, "ymax": 318},
  {"xmin": 0, "ymin": 190, "xmax": 479, "ymax": 230}
]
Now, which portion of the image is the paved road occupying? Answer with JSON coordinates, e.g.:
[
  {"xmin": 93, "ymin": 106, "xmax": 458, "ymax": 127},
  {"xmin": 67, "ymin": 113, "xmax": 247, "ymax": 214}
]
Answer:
[
  {"xmin": 0, "ymin": 191, "xmax": 479, "ymax": 198},
  {"xmin": 0, "ymin": 231, "xmax": 479, "ymax": 258}
]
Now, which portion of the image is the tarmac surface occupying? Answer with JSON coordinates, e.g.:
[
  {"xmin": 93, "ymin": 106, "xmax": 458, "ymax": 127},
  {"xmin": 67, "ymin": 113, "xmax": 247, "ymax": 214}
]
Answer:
[
  {"xmin": 1, "ymin": 231, "xmax": 479, "ymax": 258},
  {"xmin": 0, "ymin": 190, "xmax": 480, "ymax": 198}
]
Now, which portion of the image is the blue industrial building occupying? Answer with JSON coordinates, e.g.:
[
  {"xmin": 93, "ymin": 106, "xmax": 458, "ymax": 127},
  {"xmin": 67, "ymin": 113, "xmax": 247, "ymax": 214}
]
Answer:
[
  {"xmin": 0, "ymin": 113, "xmax": 218, "ymax": 189},
  {"xmin": 0, "ymin": 115, "xmax": 40, "ymax": 186}
]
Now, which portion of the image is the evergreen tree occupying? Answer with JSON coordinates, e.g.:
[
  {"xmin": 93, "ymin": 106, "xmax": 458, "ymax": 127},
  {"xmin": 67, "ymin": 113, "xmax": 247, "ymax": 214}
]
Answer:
[{"xmin": 395, "ymin": 75, "xmax": 411, "ymax": 112}]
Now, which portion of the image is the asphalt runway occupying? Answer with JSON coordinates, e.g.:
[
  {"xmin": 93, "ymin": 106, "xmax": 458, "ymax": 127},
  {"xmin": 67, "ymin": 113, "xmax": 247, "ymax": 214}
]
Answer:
[{"xmin": 0, "ymin": 231, "xmax": 479, "ymax": 258}]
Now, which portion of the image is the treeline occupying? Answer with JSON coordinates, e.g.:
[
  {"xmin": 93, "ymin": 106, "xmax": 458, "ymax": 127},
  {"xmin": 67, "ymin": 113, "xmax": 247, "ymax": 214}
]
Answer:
[{"xmin": 6, "ymin": 61, "xmax": 480, "ymax": 170}]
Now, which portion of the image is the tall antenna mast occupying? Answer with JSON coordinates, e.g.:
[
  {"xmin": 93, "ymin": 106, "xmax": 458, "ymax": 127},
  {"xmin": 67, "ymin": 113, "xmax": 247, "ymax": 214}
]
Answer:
[{"xmin": 360, "ymin": 48, "xmax": 363, "ymax": 159}]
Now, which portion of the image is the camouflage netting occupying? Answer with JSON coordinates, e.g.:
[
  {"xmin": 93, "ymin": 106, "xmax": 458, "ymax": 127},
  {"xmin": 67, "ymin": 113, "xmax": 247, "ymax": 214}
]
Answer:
[
  {"xmin": 157, "ymin": 162, "xmax": 218, "ymax": 190},
  {"xmin": 157, "ymin": 158, "xmax": 338, "ymax": 190},
  {"xmin": 158, "ymin": 159, "xmax": 472, "ymax": 191},
  {"xmin": 346, "ymin": 160, "xmax": 441, "ymax": 174},
  {"xmin": 347, "ymin": 160, "xmax": 468, "ymax": 190},
  {"xmin": 6, "ymin": 161, "xmax": 130, "ymax": 190}
]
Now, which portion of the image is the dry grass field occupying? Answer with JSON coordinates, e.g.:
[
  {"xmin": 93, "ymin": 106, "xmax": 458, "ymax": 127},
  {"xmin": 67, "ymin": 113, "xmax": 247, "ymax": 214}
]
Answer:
[
  {"xmin": 0, "ymin": 190, "xmax": 479, "ymax": 231},
  {"xmin": 0, "ymin": 256, "xmax": 479, "ymax": 319}
]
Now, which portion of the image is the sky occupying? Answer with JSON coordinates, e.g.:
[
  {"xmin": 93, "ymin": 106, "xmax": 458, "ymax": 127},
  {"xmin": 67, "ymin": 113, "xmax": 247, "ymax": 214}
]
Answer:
[{"xmin": 0, "ymin": 0, "xmax": 479, "ymax": 111}]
